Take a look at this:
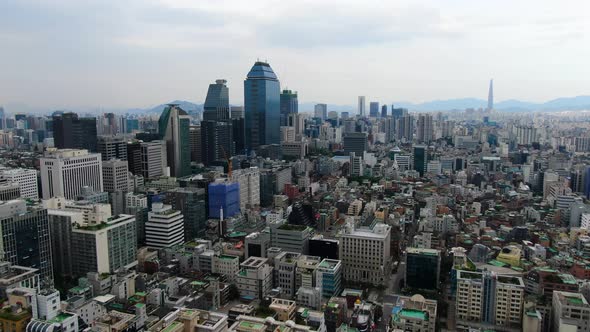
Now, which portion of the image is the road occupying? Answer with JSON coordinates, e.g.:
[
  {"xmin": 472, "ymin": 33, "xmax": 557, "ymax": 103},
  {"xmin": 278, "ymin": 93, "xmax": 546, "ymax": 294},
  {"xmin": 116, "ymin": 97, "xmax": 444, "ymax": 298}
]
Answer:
[{"xmin": 376, "ymin": 261, "xmax": 406, "ymax": 332}]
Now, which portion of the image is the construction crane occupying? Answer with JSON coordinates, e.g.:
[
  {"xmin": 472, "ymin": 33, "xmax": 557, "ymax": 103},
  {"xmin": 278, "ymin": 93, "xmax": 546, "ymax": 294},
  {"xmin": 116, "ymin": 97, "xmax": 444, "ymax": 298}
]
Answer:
[{"xmin": 220, "ymin": 145, "xmax": 232, "ymax": 178}]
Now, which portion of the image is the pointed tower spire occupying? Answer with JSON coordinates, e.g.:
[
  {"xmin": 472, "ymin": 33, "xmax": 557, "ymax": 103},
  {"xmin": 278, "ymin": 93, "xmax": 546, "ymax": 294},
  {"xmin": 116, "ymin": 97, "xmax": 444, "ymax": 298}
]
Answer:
[{"xmin": 487, "ymin": 79, "xmax": 494, "ymax": 111}]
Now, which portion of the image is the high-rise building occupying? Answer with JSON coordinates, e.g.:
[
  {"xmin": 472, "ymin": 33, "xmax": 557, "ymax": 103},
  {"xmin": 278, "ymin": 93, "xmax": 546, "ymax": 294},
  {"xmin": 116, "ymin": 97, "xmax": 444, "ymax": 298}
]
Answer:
[
  {"xmin": 280, "ymin": 90, "xmax": 298, "ymax": 127},
  {"xmin": 159, "ymin": 104, "xmax": 191, "ymax": 177},
  {"xmin": 391, "ymin": 107, "xmax": 407, "ymax": 119},
  {"xmin": 140, "ymin": 141, "xmax": 167, "ymax": 179},
  {"xmin": 200, "ymin": 120, "xmax": 234, "ymax": 166},
  {"xmin": 405, "ymin": 247, "xmax": 441, "ymax": 290},
  {"xmin": 70, "ymin": 214, "xmax": 136, "ymax": 276},
  {"xmin": 145, "ymin": 201, "xmax": 184, "ymax": 249},
  {"xmin": 515, "ymin": 125, "xmax": 537, "ymax": 145},
  {"xmin": 188, "ymin": 126, "xmax": 202, "ymax": 164},
  {"xmin": 164, "ymin": 187, "xmax": 207, "ymax": 241},
  {"xmin": 203, "ymin": 79, "xmax": 230, "ymax": 121},
  {"xmin": 0, "ymin": 168, "xmax": 38, "ymax": 199},
  {"xmin": 343, "ymin": 133, "xmax": 368, "ymax": 157},
  {"xmin": 396, "ymin": 114, "xmax": 414, "ymax": 142},
  {"xmin": 231, "ymin": 106, "xmax": 245, "ymax": 119},
  {"xmin": 381, "ymin": 104, "xmax": 388, "ymax": 118},
  {"xmin": 413, "ymin": 145, "xmax": 427, "ymax": 177},
  {"xmin": 314, "ymin": 104, "xmax": 327, "ymax": 120},
  {"xmin": 208, "ymin": 181, "xmax": 240, "ymax": 219},
  {"xmin": 52, "ymin": 112, "xmax": 97, "ymax": 152},
  {"xmin": 125, "ymin": 141, "xmax": 142, "ymax": 175},
  {"xmin": 369, "ymin": 102, "xmax": 379, "ymax": 117},
  {"xmin": 40, "ymin": 149, "xmax": 103, "ymax": 200},
  {"xmin": 244, "ymin": 61, "xmax": 280, "ymax": 152},
  {"xmin": 357, "ymin": 96, "xmax": 366, "ymax": 116},
  {"xmin": 0, "ymin": 200, "xmax": 52, "ymax": 282},
  {"xmin": 487, "ymin": 79, "xmax": 494, "ymax": 111},
  {"xmin": 232, "ymin": 167, "xmax": 260, "ymax": 210},
  {"xmin": 0, "ymin": 106, "xmax": 5, "ymax": 130},
  {"xmin": 339, "ymin": 223, "xmax": 391, "ymax": 286},
  {"xmin": 455, "ymin": 270, "xmax": 524, "ymax": 330},
  {"xmin": 97, "ymin": 135, "xmax": 127, "ymax": 161},
  {"xmin": 417, "ymin": 114, "xmax": 434, "ymax": 144},
  {"xmin": 552, "ymin": 291, "xmax": 590, "ymax": 332},
  {"xmin": 102, "ymin": 159, "xmax": 129, "ymax": 193}
]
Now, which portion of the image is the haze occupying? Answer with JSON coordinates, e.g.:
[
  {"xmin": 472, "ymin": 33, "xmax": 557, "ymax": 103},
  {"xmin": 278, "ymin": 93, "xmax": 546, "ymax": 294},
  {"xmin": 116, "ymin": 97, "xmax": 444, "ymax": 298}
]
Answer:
[{"xmin": 1, "ymin": 0, "xmax": 589, "ymax": 111}]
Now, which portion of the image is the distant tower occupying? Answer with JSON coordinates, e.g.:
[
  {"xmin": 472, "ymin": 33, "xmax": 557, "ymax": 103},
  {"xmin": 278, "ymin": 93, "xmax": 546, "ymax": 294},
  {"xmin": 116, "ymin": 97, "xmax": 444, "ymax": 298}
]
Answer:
[
  {"xmin": 358, "ymin": 96, "xmax": 366, "ymax": 116},
  {"xmin": 487, "ymin": 79, "xmax": 494, "ymax": 111}
]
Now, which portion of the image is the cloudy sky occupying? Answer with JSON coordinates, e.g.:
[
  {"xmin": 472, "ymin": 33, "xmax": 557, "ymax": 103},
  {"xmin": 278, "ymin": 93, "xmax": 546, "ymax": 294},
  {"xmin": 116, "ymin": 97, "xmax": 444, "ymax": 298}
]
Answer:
[{"xmin": 1, "ymin": 0, "xmax": 589, "ymax": 111}]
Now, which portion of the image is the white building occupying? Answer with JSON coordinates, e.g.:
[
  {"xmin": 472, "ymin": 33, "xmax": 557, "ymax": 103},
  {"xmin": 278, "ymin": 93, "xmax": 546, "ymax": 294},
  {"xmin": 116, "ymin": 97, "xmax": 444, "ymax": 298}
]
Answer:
[
  {"xmin": 213, "ymin": 255, "xmax": 240, "ymax": 282},
  {"xmin": 339, "ymin": 223, "xmax": 391, "ymax": 286},
  {"xmin": 455, "ymin": 270, "xmax": 524, "ymax": 330},
  {"xmin": 145, "ymin": 202, "xmax": 184, "ymax": 249},
  {"xmin": 232, "ymin": 167, "xmax": 260, "ymax": 209},
  {"xmin": 40, "ymin": 149, "xmax": 103, "ymax": 199},
  {"xmin": 0, "ymin": 168, "xmax": 38, "ymax": 199},
  {"xmin": 552, "ymin": 291, "xmax": 590, "ymax": 332},
  {"xmin": 236, "ymin": 256, "xmax": 273, "ymax": 300}
]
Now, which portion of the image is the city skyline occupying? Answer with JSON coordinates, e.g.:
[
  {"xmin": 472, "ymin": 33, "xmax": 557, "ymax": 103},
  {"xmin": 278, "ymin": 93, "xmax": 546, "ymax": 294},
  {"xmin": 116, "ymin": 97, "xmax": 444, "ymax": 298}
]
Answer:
[{"xmin": 1, "ymin": 0, "xmax": 589, "ymax": 112}]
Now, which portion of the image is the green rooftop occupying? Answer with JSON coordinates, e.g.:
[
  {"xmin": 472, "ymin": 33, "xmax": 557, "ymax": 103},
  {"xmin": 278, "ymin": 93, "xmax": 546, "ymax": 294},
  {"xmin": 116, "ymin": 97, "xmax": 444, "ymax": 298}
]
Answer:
[
  {"xmin": 162, "ymin": 321, "xmax": 182, "ymax": 332},
  {"xmin": 238, "ymin": 321, "xmax": 265, "ymax": 330},
  {"xmin": 566, "ymin": 297, "xmax": 584, "ymax": 305},
  {"xmin": 49, "ymin": 312, "xmax": 73, "ymax": 323},
  {"xmin": 400, "ymin": 309, "xmax": 428, "ymax": 321}
]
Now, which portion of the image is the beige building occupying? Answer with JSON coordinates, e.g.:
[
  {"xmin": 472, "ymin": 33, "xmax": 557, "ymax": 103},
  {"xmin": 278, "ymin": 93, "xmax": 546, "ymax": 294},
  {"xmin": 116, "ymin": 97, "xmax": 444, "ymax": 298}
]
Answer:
[{"xmin": 339, "ymin": 223, "xmax": 391, "ymax": 286}]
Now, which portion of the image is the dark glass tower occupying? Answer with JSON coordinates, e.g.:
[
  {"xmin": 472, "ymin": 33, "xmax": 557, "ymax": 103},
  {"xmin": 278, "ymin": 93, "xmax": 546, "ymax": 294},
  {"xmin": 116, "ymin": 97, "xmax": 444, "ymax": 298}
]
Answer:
[
  {"xmin": 280, "ymin": 89, "xmax": 298, "ymax": 126},
  {"xmin": 244, "ymin": 61, "xmax": 280, "ymax": 153},
  {"xmin": 159, "ymin": 104, "xmax": 191, "ymax": 177},
  {"xmin": 413, "ymin": 145, "xmax": 427, "ymax": 176},
  {"xmin": 203, "ymin": 79, "xmax": 230, "ymax": 121},
  {"xmin": 52, "ymin": 112, "xmax": 98, "ymax": 152}
]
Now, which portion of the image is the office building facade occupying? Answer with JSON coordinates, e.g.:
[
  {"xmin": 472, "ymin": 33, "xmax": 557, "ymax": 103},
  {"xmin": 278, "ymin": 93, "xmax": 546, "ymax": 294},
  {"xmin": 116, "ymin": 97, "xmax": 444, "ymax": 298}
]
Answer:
[
  {"xmin": 244, "ymin": 61, "xmax": 280, "ymax": 152},
  {"xmin": 40, "ymin": 149, "xmax": 103, "ymax": 200}
]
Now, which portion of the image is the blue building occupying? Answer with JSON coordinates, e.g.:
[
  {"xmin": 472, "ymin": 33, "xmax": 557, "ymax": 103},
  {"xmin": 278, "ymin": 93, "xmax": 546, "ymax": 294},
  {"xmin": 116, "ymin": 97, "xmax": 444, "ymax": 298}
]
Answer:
[
  {"xmin": 585, "ymin": 167, "xmax": 590, "ymax": 199},
  {"xmin": 203, "ymin": 79, "xmax": 230, "ymax": 121},
  {"xmin": 244, "ymin": 61, "xmax": 280, "ymax": 153},
  {"xmin": 280, "ymin": 89, "xmax": 298, "ymax": 126},
  {"xmin": 208, "ymin": 181, "xmax": 240, "ymax": 219}
]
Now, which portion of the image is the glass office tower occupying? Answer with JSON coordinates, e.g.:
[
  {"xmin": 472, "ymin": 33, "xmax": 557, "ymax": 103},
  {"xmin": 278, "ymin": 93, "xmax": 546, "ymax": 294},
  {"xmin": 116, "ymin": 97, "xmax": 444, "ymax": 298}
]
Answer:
[{"xmin": 244, "ymin": 61, "xmax": 280, "ymax": 153}]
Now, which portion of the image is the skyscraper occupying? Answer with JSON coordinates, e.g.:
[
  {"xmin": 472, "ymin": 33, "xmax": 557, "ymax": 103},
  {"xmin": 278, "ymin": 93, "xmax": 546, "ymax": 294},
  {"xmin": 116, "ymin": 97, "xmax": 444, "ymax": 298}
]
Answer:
[
  {"xmin": 200, "ymin": 120, "xmax": 234, "ymax": 166},
  {"xmin": 357, "ymin": 96, "xmax": 366, "ymax": 116},
  {"xmin": 413, "ymin": 145, "xmax": 427, "ymax": 176},
  {"xmin": 417, "ymin": 114, "xmax": 434, "ymax": 144},
  {"xmin": 314, "ymin": 104, "xmax": 327, "ymax": 120},
  {"xmin": 487, "ymin": 79, "xmax": 494, "ymax": 111},
  {"xmin": 396, "ymin": 114, "xmax": 414, "ymax": 142},
  {"xmin": 280, "ymin": 90, "xmax": 298, "ymax": 126},
  {"xmin": 244, "ymin": 61, "xmax": 280, "ymax": 152},
  {"xmin": 381, "ymin": 104, "xmax": 388, "ymax": 118},
  {"xmin": 159, "ymin": 104, "xmax": 191, "ymax": 177},
  {"xmin": 52, "ymin": 112, "xmax": 98, "ymax": 152},
  {"xmin": 203, "ymin": 79, "xmax": 230, "ymax": 121},
  {"xmin": 369, "ymin": 102, "xmax": 380, "ymax": 117}
]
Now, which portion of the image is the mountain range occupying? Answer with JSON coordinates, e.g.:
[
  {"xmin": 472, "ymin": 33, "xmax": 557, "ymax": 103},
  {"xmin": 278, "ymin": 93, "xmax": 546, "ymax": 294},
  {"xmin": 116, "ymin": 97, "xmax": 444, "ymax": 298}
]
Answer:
[{"xmin": 3, "ymin": 96, "xmax": 590, "ymax": 114}]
